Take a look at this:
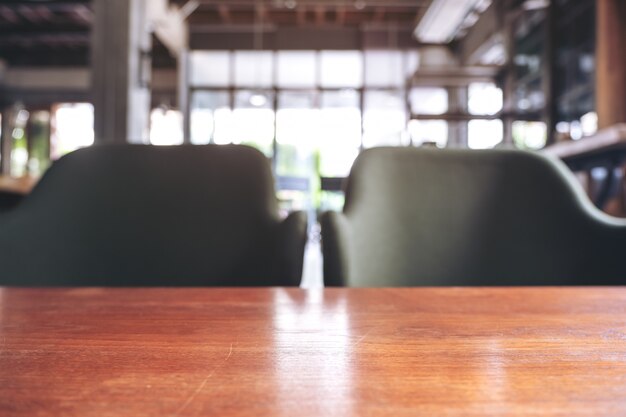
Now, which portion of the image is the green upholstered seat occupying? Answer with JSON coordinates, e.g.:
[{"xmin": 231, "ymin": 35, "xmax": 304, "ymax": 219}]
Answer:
[
  {"xmin": 0, "ymin": 144, "xmax": 307, "ymax": 286},
  {"xmin": 321, "ymin": 147, "xmax": 626, "ymax": 286}
]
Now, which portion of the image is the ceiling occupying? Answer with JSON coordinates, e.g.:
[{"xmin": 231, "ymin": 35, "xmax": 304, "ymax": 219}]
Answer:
[
  {"xmin": 174, "ymin": 0, "xmax": 432, "ymax": 29},
  {"xmin": 0, "ymin": 0, "xmax": 436, "ymax": 67},
  {"xmin": 0, "ymin": 0, "xmax": 91, "ymax": 66}
]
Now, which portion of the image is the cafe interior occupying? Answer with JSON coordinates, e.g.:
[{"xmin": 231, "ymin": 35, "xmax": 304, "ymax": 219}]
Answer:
[
  {"xmin": 1, "ymin": 0, "xmax": 624, "ymax": 287},
  {"xmin": 1, "ymin": 0, "xmax": 626, "ymax": 414}
]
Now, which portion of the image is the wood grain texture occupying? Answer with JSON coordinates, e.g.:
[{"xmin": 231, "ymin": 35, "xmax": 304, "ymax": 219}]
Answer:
[
  {"xmin": 1, "ymin": 287, "xmax": 626, "ymax": 416},
  {"xmin": 597, "ymin": 0, "xmax": 626, "ymax": 129}
]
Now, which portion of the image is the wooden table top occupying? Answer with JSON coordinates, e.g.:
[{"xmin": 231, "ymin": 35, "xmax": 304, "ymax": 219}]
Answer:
[
  {"xmin": 0, "ymin": 175, "xmax": 38, "ymax": 195},
  {"xmin": 543, "ymin": 123, "xmax": 626, "ymax": 161},
  {"xmin": 2, "ymin": 287, "xmax": 626, "ymax": 416}
]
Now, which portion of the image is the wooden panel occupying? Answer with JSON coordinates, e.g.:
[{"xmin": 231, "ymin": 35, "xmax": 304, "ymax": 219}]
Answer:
[
  {"xmin": 596, "ymin": 0, "xmax": 626, "ymax": 129},
  {"xmin": 2, "ymin": 287, "xmax": 626, "ymax": 416}
]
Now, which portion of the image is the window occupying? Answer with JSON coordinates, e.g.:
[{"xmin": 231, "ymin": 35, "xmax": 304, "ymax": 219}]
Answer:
[
  {"xmin": 234, "ymin": 51, "xmax": 273, "ymax": 87},
  {"xmin": 276, "ymin": 51, "xmax": 316, "ymax": 88},
  {"xmin": 468, "ymin": 82, "xmax": 503, "ymax": 116},
  {"xmin": 363, "ymin": 91, "xmax": 407, "ymax": 148},
  {"xmin": 149, "ymin": 109, "xmax": 183, "ymax": 146},
  {"xmin": 51, "ymin": 103, "xmax": 94, "ymax": 160},
  {"xmin": 364, "ymin": 51, "xmax": 404, "ymax": 88},
  {"xmin": 320, "ymin": 51, "xmax": 363, "ymax": 88},
  {"xmin": 410, "ymin": 87, "xmax": 448, "ymax": 115},
  {"xmin": 468, "ymin": 120, "xmax": 503, "ymax": 149},
  {"xmin": 408, "ymin": 120, "xmax": 448, "ymax": 148},
  {"xmin": 231, "ymin": 91, "xmax": 274, "ymax": 156},
  {"xmin": 512, "ymin": 121, "xmax": 547, "ymax": 150},
  {"xmin": 190, "ymin": 91, "xmax": 230, "ymax": 144},
  {"xmin": 10, "ymin": 109, "xmax": 29, "ymax": 177},
  {"xmin": 190, "ymin": 51, "xmax": 231, "ymax": 86},
  {"xmin": 276, "ymin": 91, "xmax": 318, "ymax": 177},
  {"xmin": 318, "ymin": 90, "xmax": 361, "ymax": 177}
]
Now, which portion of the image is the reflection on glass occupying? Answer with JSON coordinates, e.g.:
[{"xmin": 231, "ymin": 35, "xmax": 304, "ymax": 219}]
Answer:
[
  {"xmin": 468, "ymin": 120, "xmax": 503, "ymax": 149},
  {"xmin": 410, "ymin": 87, "xmax": 448, "ymax": 115},
  {"xmin": 272, "ymin": 289, "xmax": 353, "ymax": 415},
  {"xmin": 408, "ymin": 119, "xmax": 447, "ymax": 148},
  {"xmin": 363, "ymin": 91, "xmax": 407, "ymax": 148}
]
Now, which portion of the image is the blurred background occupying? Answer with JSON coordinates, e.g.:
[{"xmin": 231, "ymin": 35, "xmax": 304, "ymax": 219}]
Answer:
[{"xmin": 0, "ymin": 0, "xmax": 623, "ymax": 221}]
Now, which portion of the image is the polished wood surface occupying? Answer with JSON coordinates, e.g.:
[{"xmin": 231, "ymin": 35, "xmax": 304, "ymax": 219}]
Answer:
[{"xmin": 2, "ymin": 287, "xmax": 626, "ymax": 416}]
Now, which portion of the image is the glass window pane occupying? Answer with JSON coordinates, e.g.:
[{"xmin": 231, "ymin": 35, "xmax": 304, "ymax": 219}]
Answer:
[
  {"xmin": 213, "ymin": 108, "xmax": 234, "ymax": 144},
  {"xmin": 276, "ymin": 92, "xmax": 318, "ymax": 177},
  {"xmin": 277, "ymin": 51, "xmax": 316, "ymax": 88},
  {"xmin": 468, "ymin": 120, "xmax": 503, "ymax": 149},
  {"xmin": 149, "ymin": 109, "xmax": 184, "ymax": 146},
  {"xmin": 319, "ymin": 90, "xmax": 361, "ymax": 177},
  {"xmin": 28, "ymin": 111, "xmax": 51, "ymax": 176},
  {"xmin": 410, "ymin": 87, "xmax": 448, "ymax": 115},
  {"xmin": 513, "ymin": 121, "xmax": 547, "ymax": 150},
  {"xmin": 51, "ymin": 103, "xmax": 94, "ymax": 159},
  {"xmin": 234, "ymin": 51, "xmax": 273, "ymax": 87},
  {"xmin": 364, "ymin": 50, "xmax": 403, "ymax": 88},
  {"xmin": 275, "ymin": 92, "xmax": 317, "ymax": 214},
  {"xmin": 230, "ymin": 90, "xmax": 275, "ymax": 156},
  {"xmin": 10, "ymin": 108, "xmax": 29, "ymax": 177},
  {"xmin": 363, "ymin": 91, "xmax": 408, "ymax": 148},
  {"xmin": 408, "ymin": 119, "xmax": 448, "ymax": 148},
  {"xmin": 190, "ymin": 91, "xmax": 230, "ymax": 145},
  {"xmin": 320, "ymin": 50, "xmax": 363, "ymax": 88},
  {"xmin": 468, "ymin": 83, "xmax": 503, "ymax": 115},
  {"xmin": 190, "ymin": 51, "xmax": 231, "ymax": 86}
]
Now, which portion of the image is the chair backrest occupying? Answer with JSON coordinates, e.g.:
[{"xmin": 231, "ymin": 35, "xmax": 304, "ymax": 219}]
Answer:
[
  {"xmin": 0, "ymin": 144, "xmax": 307, "ymax": 286},
  {"xmin": 321, "ymin": 147, "xmax": 626, "ymax": 286},
  {"xmin": 0, "ymin": 190, "xmax": 24, "ymax": 213}
]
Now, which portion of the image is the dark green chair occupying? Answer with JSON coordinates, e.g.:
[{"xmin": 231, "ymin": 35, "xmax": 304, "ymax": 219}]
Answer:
[
  {"xmin": 321, "ymin": 147, "xmax": 626, "ymax": 286},
  {"xmin": 0, "ymin": 144, "xmax": 307, "ymax": 286}
]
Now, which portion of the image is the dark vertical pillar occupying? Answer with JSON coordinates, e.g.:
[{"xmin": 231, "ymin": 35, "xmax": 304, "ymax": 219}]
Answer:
[{"xmin": 92, "ymin": 0, "xmax": 152, "ymax": 144}]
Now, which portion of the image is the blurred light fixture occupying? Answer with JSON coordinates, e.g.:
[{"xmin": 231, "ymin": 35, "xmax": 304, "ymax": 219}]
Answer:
[
  {"xmin": 284, "ymin": 0, "xmax": 297, "ymax": 9},
  {"xmin": 414, "ymin": 0, "xmax": 484, "ymax": 43}
]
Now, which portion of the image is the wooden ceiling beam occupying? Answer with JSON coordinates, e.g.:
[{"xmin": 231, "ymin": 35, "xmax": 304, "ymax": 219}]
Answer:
[
  {"xmin": 216, "ymin": 4, "xmax": 231, "ymax": 23},
  {"xmin": 373, "ymin": 7, "xmax": 385, "ymax": 23},
  {"xmin": 315, "ymin": 5, "xmax": 325, "ymax": 26},
  {"xmin": 335, "ymin": 6, "xmax": 346, "ymax": 25},
  {"xmin": 296, "ymin": 6, "xmax": 307, "ymax": 26},
  {"xmin": 0, "ymin": 6, "xmax": 20, "ymax": 23}
]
